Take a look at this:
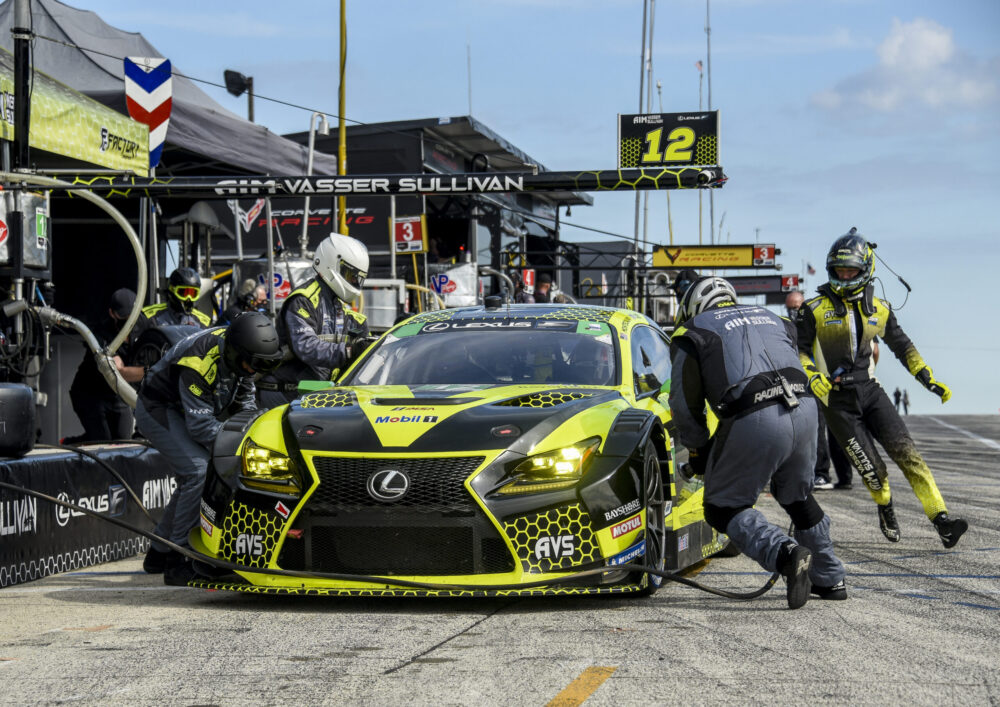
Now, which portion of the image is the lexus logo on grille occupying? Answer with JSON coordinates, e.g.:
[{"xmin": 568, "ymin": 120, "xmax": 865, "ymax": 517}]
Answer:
[{"xmin": 367, "ymin": 469, "xmax": 410, "ymax": 502}]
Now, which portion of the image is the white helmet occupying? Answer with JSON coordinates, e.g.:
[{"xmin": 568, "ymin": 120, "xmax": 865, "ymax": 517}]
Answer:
[
  {"xmin": 676, "ymin": 276, "xmax": 737, "ymax": 325},
  {"xmin": 313, "ymin": 233, "xmax": 369, "ymax": 302}
]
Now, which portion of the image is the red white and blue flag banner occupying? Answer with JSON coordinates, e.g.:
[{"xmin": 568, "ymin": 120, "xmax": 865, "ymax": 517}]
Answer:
[{"xmin": 124, "ymin": 57, "xmax": 172, "ymax": 169}]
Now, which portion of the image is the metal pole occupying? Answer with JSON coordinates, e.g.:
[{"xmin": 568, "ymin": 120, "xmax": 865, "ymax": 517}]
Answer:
[
  {"xmin": 642, "ymin": 0, "xmax": 656, "ymax": 259},
  {"xmin": 633, "ymin": 0, "xmax": 648, "ymax": 300},
  {"xmin": 247, "ymin": 77, "xmax": 254, "ymax": 122},
  {"xmin": 301, "ymin": 112, "xmax": 328, "ymax": 257},
  {"xmin": 698, "ymin": 63, "xmax": 704, "ymax": 245},
  {"xmin": 233, "ymin": 203, "xmax": 243, "ymax": 262},
  {"xmin": 706, "ymin": 0, "xmax": 715, "ymax": 245},
  {"xmin": 389, "ymin": 195, "xmax": 397, "ymax": 280},
  {"xmin": 265, "ymin": 198, "xmax": 276, "ymax": 318},
  {"xmin": 337, "ymin": 0, "xmax": 348, "ymax": 235},
  {"xmin": 150, "ymin": 190, "xmax": 160, "ymax": 303},
  {"xmin": 12, "ymin": 0, "xmax": 32, "ymax": 171}
]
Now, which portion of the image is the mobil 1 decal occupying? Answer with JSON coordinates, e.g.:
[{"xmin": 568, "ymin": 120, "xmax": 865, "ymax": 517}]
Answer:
[{"xmin": 618, "ymin": 111, "xmax": 719, "ymax": 168}]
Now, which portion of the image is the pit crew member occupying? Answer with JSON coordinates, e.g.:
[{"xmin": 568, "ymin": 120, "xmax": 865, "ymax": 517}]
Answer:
[
  {"xmin": 133, "ymin": 267, "xmax": 212, "ymax": 340},
  {"xmin": 257, "ymin": 234, "xmax": 370, "ymax": 407},
  {"xmin": 137, "ymin": 312, "xmax": 281, "ymax": 584},
  {"xmin": 670, "ymin": 276, "xmax": 847, "ymax": 608},
  {"xmin": 796, "ymin": 229, "xmax": 967, "ymax": 548}
]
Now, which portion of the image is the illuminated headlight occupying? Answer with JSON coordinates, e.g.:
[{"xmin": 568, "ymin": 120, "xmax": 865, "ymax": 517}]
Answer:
[
  {"xmin": 498, "ymin": 438, "xmax": 601, "ymax": 495},
  {"xmin": 240, "ymin": 440, "xmax": 301, "ymax": 495}
]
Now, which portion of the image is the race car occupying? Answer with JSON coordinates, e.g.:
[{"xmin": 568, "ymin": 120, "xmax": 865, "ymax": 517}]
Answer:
[{"xmin": 190, "ymin": 304, "xmax": 726, "ymax": 596}]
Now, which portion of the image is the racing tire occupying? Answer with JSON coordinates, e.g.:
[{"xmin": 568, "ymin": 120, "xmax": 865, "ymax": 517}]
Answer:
[{"xmin": 633, "ymin": 439, "xmax": 667, "ymax": 597}]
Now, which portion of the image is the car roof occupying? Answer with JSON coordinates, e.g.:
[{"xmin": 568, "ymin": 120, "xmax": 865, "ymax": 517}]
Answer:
[{"xmin": 401, "ymin": 303, "xmax": 657, "ymax": 328}]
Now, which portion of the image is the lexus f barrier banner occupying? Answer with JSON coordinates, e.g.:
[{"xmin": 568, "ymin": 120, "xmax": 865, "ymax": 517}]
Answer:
[
  {"xmin": 0, "ymin": 445, "xmax": 172, "ymax": 587},
  {"xmin": 0, "ymin": 48, "xmax": 150, "ymax": 176}
]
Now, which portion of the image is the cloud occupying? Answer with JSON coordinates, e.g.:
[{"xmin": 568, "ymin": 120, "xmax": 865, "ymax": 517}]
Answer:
[{"xmin": 813, "ymin": 18, "xmax": 999, "ymax": 113}]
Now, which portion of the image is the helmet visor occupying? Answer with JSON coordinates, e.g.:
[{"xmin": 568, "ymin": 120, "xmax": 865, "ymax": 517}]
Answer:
[
  {"xmin": 340, "ymin": 261, "xmax": 366, "ymax": 290},
  {"xmin": 170, "ymin": 285, "xmax": 201, "ymax": 302},
  {"xmin": 246, "ymin": 353, "xmax": 282, "ymax": 375}
]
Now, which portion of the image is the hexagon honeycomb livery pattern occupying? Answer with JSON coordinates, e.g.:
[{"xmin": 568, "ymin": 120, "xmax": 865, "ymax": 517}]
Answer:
[
  {"xmin": 695, "ymin": 135, "xmax": 718, "ymax": 165},
  {"xmin": 619, "ymin": 137, "xmax": 642, "ymax": 168},
  {"xmin": 0, "ymin": 537, "xmax": 148, "ymax": 588},
  {"xmin": 503, "ymin": 504, "xmax": 600, "ymax": 573},
  {"xmin": 299, "ymin": 390, "xmax": 355, "ymax": 408},
  {"xmin": 497, "ymin": 391, "xmax": 594, "ymax": 408},
  {"xmin": 187, "ymin": 579, "xmax": 643, "ymax": 597},
  {"xmin": 219, "ymin": 501, "xmax": 284, "ymax": 568}
]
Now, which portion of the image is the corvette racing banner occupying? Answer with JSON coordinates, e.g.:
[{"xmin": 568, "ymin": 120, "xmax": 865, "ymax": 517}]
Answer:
[{"xmin": 0, "ymin": 48, "xmax": 149, "ymax": 175}]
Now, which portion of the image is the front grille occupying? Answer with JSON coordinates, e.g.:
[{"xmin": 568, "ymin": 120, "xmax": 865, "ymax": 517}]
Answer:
[
  {"xmin": 310, "ymin": 456, "xmax": 485, "ymax": 513},
  {"xmin": 278, "ymin": 511, "xmax": 516, "ymax": 575},
  {"xmin": 284, "ymin": 455, "xmax": 514, "ymax": 575}
]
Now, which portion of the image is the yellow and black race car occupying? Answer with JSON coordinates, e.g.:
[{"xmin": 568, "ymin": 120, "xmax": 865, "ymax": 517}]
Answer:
[{"xmin": 190, "ymin": 304, "xmax": 726, "ymax": 596}]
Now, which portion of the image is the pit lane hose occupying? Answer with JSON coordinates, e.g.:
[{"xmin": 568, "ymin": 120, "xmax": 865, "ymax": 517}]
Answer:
[{"xmin": 0, "ymin": 480, "xmax": 779, "ymax": 599}]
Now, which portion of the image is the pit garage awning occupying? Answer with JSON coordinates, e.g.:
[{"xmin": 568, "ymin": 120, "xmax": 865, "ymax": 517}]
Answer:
[{"xmin": 0, "ymin": 47, "xmax": 149, "ymax": 175}]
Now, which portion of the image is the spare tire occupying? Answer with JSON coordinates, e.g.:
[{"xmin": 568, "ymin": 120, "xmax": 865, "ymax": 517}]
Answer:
[
  {"xmin": 0, "ymin": 383, "xmax": 36, "ymax": 457},
  {"xmin": 131, "ymin": 325, "xmax": 203, "ymax": 370}
]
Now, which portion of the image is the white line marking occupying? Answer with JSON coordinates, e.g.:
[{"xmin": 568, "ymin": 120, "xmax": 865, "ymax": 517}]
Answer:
[
  {"xmin": 0, "ymin": 586, "xmax": 188, "ymax": 595},
  {"xmin": 927, "ymin": 417, "xmax": 1000, "ymax": 451}
]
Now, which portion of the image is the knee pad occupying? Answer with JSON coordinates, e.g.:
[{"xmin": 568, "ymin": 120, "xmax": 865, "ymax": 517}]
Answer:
[
  {"xmin": 780, "ymin": 494, "xmax": 824, "ymax": 530},
  {"xmin": 703, "ymin": 503, "xmax": 753, "ymax": 534}
]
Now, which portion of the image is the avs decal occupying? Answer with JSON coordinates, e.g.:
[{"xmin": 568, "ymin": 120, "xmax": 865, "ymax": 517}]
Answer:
[
  {"xmin": 234, "ymin": 533, "xmax": 264, "ymax": 556},
  {"xmin": 534, "ymin": 535, "xmax": 575, "ymax": 560},
  {"xmin": 610, "ymin": 513, "xmax": 643, "ymax": 539},
  {"xmin": 607, "ymin": 540, "xmax": 645, "ymax": 567},
  {"xmin": 603, "ymin": 498, "xmax": 641, "ymax": 523},
  {"xmin": 374, "ymin": 414, "xmax": 439, "ymax": 424}
]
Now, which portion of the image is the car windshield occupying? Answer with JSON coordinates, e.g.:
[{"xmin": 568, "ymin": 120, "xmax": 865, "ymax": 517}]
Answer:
[{"xmin": 346, "ymin": 319, "xmax": 619, "ymax": 387}]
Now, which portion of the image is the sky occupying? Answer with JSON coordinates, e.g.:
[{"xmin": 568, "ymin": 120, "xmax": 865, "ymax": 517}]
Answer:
[{"xmin": 69, "ymin": 0, "xmax": 1000, "ymax": 413}]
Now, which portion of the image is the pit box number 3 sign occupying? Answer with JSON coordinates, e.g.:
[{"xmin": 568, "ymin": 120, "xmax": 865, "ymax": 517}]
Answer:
[{"xmin": 393, "ymin": 215, "xmax": 427, "ymax": 253}]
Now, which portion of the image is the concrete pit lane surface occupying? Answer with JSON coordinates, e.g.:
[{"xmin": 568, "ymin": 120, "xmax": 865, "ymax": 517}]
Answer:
[{"xmin": 2, "ymin": 415, "xmax": 999, "ymax": 705}]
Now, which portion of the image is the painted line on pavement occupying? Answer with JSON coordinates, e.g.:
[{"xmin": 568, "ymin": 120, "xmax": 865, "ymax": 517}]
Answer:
[
  {"xmin": 0, "ymin": 586, "xmax": 189, "ymax": 594},
  {"xmin": 927, "ymin": 416, "xmax": 1000, "ymax": 451},
  {"xmin": 546, "ymin": 666, "xmax": 617, "ymax": 707}
]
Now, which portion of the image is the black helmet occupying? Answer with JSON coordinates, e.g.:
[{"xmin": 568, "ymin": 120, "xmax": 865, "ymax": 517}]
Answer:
[
  {"xmin": 168, "ymin": 267, "xmax": 202, "ymax": 311},
  {"xmin": 223, "ymin": 312, "xmax": 282, "ymax": 377},
  {"xmin": 826, "ymin": 228, "xmax": 874, "ymax": 298}
]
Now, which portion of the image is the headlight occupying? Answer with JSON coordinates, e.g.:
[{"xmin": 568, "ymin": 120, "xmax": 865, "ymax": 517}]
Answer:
[
  {"xmin": 240, "ymin": 440, "xmax": 301, "ymax": 495},
  {"xmin": 497, "ymin": 437, "xmax": 601, "ymax": 495}
]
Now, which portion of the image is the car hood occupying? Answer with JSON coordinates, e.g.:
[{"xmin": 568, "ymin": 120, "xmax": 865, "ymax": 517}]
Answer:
[{"xmin": 284, "ymin": 384, "xmax": 623, "ymax": 454}]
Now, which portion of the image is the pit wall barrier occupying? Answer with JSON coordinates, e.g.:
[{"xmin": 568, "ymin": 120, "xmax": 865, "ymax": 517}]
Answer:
[{"xmin": 0, "ymin": 444, "xmax": 172, "ymax": 587}]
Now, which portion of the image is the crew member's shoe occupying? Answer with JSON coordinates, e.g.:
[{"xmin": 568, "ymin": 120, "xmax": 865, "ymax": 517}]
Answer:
[
  {"xmin": 877, "ymin": 501, "xmax": 900, "ymax": 542},
  {"xmin": 932, "ymin": 512, "xmax": 968, "ymax": 549},
  {"xmin": 833, "ymin": 482, "xmax": 853, "ymax": 490},
  {"xmin": 810, "ymin": 580, "xmax": 848, "ymax": 600},
  {"xmin": 163, "ymin": 560, "xmax": 199, "ymax": 587},
  {"xmin": 813, "ymin": 476, "xmax": 834, "ymax": 490},
  {"xmin": 778, "ymin": 542, "xmax": 813, "ymax": 610},
  {"xmin": 143, "ymin": 548, "xmax": 181, "ymax": 574}
]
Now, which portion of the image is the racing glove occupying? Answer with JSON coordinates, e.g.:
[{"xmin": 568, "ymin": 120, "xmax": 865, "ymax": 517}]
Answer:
[
  {"xmin": 808, "ymin": 373, "xmax": 832, "ymax": 398},
  {"xmin": 915, "ymin": 366, "xmax": 951, "ymax": 403},
  {"xmin": 685, "ymin": 442, "xmax": 713, "ymax": 477}
]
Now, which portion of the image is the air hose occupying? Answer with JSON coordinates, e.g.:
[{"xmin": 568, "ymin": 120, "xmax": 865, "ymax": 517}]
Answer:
[{"xmin": 0, "ymin": 479, "xmax": 780, "ymax": 599}]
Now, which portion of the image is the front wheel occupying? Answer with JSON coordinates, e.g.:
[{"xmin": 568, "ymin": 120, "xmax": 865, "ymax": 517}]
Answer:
[{"xmin": 633, "ymin": 439, "xmax": 667, "ymax": 596}]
